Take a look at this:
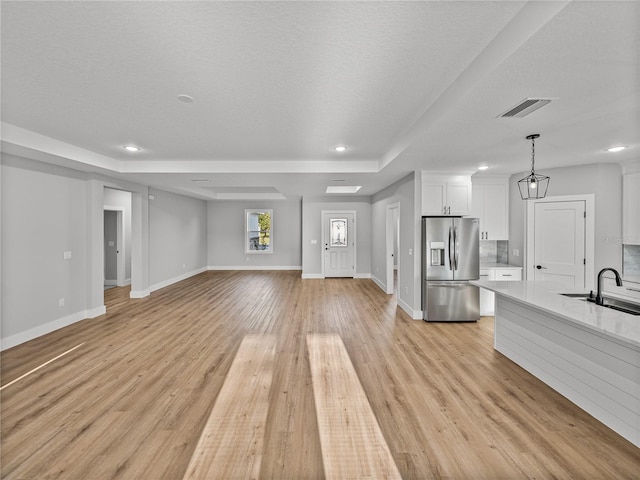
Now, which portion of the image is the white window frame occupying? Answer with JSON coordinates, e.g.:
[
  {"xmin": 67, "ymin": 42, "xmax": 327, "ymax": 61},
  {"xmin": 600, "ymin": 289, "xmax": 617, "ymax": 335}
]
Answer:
[{"xmin": 245, "ymin": 208, "xmax": 273, "ymax": 254}]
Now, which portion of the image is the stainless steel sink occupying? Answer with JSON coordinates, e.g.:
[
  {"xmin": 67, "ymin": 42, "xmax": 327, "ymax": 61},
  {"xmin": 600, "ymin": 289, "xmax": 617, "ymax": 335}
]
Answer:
[{"xmin": 561, "ymin": 293, "xmax": 640, "ymax": 316}]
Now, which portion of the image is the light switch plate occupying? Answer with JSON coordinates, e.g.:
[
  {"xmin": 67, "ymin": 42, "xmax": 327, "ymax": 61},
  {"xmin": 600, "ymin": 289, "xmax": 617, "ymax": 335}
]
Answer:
[{"xmin": 63, "ymin": 251, "xmax": 72, "ymax": 260}]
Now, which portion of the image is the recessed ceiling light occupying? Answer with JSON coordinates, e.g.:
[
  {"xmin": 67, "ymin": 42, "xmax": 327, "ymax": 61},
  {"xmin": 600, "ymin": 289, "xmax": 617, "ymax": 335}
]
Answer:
[
  {"xmin": 326, "ymin": 186, "xmax": 361, "ymax": 194},
  {"xmin": 478, "ymin": 165, "xmax": 489, "ymax": 170},
  {"xmin": 178, "ymin": 94, "xmax": 194, "ymax": 103},
  {"xmin": 123, "ymin": 145, "xmax": 141, "ymax": 152},
  {"xmin": 606, "ymin": 146, "xmax": 627, "ymax": 153},
  {"xmin": 334, "ymin": 145, "xmax": 348, "ymax": 153}
]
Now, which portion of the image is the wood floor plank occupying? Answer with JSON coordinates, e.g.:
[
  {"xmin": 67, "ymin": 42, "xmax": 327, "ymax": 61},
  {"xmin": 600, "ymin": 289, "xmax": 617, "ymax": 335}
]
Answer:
[
  {"xmin": 182, "ymin": 334, "xmax": 277, "ymax": 480},
  {"xmin": 1, "ymin": 271, "xmax": 639, "ymax": 479},
  {"xmin": 307, "ymin": 333, "xmax": 402, "ymax": 480}
]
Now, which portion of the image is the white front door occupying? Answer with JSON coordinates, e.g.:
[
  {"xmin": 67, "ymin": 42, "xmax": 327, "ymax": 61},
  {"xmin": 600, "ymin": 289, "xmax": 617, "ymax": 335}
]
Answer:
[
  {"xmin": 533, "ymin": 200, "xmax": 586, "ymax": 288},
  {"xmin": 323, "ymin": 212, "xmax": 355, "ymax": 278}
]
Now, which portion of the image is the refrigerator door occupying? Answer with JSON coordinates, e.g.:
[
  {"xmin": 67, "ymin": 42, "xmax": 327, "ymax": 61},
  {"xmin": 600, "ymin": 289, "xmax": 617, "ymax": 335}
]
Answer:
[
  {"xmin": 422, "ymin": 217, "xmax": 454, "ymax": 281},
  {"xmin": 424, "ymin": 281, "xmax": 480, "ymax": 322},
  {"xmin": 452, "ymin": 217, "xmax": 479, "ymax": 281}
]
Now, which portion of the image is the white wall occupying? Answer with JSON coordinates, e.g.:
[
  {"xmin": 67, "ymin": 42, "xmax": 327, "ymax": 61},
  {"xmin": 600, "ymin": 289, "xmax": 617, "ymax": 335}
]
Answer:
[
  {"xmin": 1, "ymin": 155, "xmax": 91, "ymax": 348},
  {"xmin": 0, "ymin": 154, "xmax": 211, "ymax": 349},
  {"xmin": 371, "ymin": 173, "xmax": 419, "ymax": 317},
  {"xmin": 509, "ymin": 163, "xmax": 623, "ymax": 275},
  {"xmin": 208, "ymin": 199, "xmax": 302, "ymax": 269},
  {"xmin": 149, "ymin": 188, "xmax": 208, "ymax": 288},
  {"xmin": 301, "ymin": 197, "xmax": 371, "ymax": 278}
]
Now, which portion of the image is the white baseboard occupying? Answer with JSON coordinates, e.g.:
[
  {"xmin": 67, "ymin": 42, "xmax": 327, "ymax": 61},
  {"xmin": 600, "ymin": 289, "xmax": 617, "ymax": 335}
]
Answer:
[
  {"xmin": 104, "ymin": 279, "xmax": 117, "ymax": 286},
  {"xmin": 148, "ymin": 267, "xmax": 208, "ymax": 294},
  {"xmin": 87, "ymin": 305, "xmax": 107, "ymax": 318},
  {"xmin": 370, "ymin": 274, "xmax": 386, "ymax": 292},
  {"xmin": 301, "ymin": 273, "xmax": 324, "ymax": 279},
  {"xmin": 302, "ymin": 272, "xmax": 372, "ymax": 280},
  {"xmin": 354, "ymin": 273, "xmax": 371, "ymax": 279},
  {"xmin": 1, "ymin": 306, "xmax": 106, "ymax": 351},
  {"xmin": 397, "ymin": 296, "xmax": 422, "ymax": 320},
  {"xmin": 130, "ymin": 289, "xmax": 150, "ymax": 298},
  {"xmin": 208, "ymin": 265, "xmax": 302, "ymax": 271},
  {"xmin": 370, "ymin": 275, "xmax": 421, "ymax": 319},
  {"xmin": 118, "ymin": 278, "xmax": 132, "ymax": 287}
]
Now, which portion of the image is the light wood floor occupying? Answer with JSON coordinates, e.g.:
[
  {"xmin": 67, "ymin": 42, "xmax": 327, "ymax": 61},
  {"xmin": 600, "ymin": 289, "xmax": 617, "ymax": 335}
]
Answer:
[{"xmin": 1, "ymin": 271, "xmax": 639, "ymax": 479}]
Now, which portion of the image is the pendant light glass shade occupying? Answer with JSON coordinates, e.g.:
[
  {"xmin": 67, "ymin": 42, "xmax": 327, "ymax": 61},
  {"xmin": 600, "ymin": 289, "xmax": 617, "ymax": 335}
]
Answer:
[{"xmin": 518, "ymin": 134, "xmax": 549, "ymax": 200}]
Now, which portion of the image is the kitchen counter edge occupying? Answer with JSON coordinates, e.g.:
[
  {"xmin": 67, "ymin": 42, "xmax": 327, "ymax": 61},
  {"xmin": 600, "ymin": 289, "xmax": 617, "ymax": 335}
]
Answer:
[{"xmin": 472, "ymin": 279, "xmax": 640, "ymax": 348}]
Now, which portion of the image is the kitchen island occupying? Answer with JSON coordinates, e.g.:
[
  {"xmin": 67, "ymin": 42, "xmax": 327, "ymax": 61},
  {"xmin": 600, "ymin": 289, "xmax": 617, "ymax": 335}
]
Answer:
[{"xmin": 473, "ymin": 280, "xmax": 639, "ymax": 448}]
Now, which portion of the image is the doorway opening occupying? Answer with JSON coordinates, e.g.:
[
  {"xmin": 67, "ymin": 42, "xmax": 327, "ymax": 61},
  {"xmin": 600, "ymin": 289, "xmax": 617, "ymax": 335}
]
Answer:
[
  {"xmin": 103, "ymin": 188, "xmax": 132, "ymax": 297},
  {"xmin": 385, "ymin": 203, "xmax": 400, "ymax": 294}
]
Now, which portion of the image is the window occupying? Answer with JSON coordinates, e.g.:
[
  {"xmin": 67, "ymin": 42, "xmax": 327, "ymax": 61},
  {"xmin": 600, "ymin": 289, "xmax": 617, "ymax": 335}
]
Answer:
[
  {"xmin": 245, "ymin": 209, "xmax": 273, "ymax": 254},
  {"xmin": 330, "ymin": 218, "xmax": 348, "ymax": 246}
]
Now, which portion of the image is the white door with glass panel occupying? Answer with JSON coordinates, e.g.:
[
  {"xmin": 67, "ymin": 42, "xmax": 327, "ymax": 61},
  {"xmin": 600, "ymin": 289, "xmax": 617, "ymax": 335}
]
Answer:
[
  {"xmin": 323, "ymin": 212, "xmax": 354, "ymax": 278},
  {"xmin": 533, "ymin": 201, "xmax": 586, "ymax": 288}
]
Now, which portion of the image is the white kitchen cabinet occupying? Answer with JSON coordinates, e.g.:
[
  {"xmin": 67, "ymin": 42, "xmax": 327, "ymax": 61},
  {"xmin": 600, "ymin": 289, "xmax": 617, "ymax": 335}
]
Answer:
[
  {"xmin": 479, "ymin": 269, "xmax": 494, "ymax": 315},
  {"xmin": 479, "ymin": 265, "xmax": 522, "ymax": 316},
  {"xmin": 471, "ymin": 177, "xmax": 509, "ymax": 240},
  {"xmin": 623, "ymin": 172, "xmax": 640, "ymax": 245},
  {"xmin": 422, "ymin": 174, "xmax": 472, "ymax": 216}
]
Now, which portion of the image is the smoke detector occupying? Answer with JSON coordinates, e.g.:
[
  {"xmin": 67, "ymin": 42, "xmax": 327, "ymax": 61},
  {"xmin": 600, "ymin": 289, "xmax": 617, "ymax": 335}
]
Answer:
[{"xmin": 498, "ymin": 98, "xmax": 555, "ymax": 118}]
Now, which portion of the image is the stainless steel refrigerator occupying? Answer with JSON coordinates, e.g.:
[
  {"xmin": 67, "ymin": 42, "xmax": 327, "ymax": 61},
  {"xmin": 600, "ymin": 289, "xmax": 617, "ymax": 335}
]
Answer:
[{"xmin": 422, "ymin": 217, "xmax": 480, "ymax": 322}]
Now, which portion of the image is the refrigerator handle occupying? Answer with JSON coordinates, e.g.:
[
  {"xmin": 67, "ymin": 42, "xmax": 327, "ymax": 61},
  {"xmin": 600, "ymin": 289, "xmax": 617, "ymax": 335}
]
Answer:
[
  {"xmin": 448, "ymin": 226, "xmax": 454, "ymax": 270},
  {"xmin": 454, "ymin": 226, "xmax": 459, "ymax": 270}
]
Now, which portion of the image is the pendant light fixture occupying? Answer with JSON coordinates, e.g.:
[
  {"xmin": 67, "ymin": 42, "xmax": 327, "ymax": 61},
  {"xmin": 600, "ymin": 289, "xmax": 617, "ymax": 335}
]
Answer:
[{"xmin": 518, "ymin": 134, "xmax": 549, "ymax": 200}]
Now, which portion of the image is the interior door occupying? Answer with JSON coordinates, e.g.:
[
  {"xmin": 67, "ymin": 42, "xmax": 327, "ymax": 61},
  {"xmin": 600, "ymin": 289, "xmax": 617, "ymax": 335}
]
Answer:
[
  {"xmin": 323, "ymin": 212, "xmax": 354, "ymax": 278},
  {"xmin": 533, "ymin": 201, "xmax": 586, "ymax": 288}
]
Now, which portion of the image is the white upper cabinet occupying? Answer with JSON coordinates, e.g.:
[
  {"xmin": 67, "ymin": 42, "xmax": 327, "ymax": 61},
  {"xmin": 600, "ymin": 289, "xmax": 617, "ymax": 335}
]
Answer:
[
  {"xmin": 471, "ymin": 177, "xmax": 509, "ymax": 240},
  {"xmin": 623, "ymin": 172, "xmax": 640, "ymax": 245},
  {"xmin": 422, "ymin": 173, "xmax": 472, "ymax": 216}
]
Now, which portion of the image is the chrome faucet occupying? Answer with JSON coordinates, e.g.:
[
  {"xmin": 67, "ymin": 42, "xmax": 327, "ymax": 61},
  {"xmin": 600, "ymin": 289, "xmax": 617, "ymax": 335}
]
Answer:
[{"xmin": 595, "ymin": 268, "xmax": 623, "ymax": 305}]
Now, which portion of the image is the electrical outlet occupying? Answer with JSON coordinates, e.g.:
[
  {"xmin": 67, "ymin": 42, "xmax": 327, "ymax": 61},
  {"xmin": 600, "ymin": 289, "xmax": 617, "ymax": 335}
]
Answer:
[
  {"xmin": 59, "ymin": 298, "xmax": 65, "ymax": 307},
  {"xmin": 183, "ymin": 263, "xmax": 186, "ymax": 269},
  {"xmin": 404, "ymin": 286, "xmax": 409, "ymax": 294}
]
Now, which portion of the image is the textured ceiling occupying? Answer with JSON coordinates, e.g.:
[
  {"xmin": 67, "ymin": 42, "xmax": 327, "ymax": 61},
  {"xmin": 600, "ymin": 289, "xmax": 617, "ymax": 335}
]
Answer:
[{"xmin": 1, "ymin": 1, "xmax": 638, "ymax": 200}]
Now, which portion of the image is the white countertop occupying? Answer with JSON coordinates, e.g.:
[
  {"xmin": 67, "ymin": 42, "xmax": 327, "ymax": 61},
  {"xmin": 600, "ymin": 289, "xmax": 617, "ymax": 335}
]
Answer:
[
  {"xmin": 472, "ymin": 280, "xmax": 640, "ymax": 348},
  {"xmin": 480, "ymin": 263, "xmax": 522, "ymax": 270}
]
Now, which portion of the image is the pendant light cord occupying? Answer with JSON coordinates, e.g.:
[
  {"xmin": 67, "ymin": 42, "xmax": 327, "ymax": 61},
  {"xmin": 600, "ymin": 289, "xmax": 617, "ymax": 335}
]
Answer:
[{"xmin": 530, "ymin": 136, "xmax": 536, "ymax": 175}]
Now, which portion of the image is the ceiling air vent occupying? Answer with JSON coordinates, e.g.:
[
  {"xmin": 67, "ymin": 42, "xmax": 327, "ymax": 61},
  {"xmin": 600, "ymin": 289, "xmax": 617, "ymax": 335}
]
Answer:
[{"xmin": 498, "ymin": 98, "xmax": 555, "ymax": 118}]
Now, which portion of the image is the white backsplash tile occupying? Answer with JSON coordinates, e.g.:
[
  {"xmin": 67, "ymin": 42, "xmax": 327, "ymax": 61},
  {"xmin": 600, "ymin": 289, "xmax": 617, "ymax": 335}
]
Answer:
[
  {"xmin": 623, "ymin": 244, "xmax": 640, "ymax": 277},
  {"xmin": 480, "ymin": 240, "xmax": 509, "ymax": 264}
]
